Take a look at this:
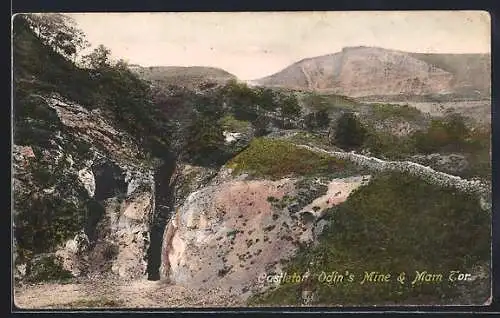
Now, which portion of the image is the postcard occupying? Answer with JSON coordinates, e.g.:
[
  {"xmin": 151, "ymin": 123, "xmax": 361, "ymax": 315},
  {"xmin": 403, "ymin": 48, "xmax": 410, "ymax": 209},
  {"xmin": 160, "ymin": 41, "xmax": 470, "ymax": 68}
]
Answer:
[{"xmin": 12, "ymin": 11, "xmax": 491, "ymax": 309}]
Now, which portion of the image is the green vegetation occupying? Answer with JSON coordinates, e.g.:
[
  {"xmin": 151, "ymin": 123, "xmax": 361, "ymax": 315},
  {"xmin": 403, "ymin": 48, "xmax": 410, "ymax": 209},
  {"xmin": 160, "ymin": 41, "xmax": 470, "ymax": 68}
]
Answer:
[
  {"xmin": 333, "ymin": 112, "xmax": 367, "ymax": 151},
  {"xmin": 280, "ymin": 95, "xmax": 302, "ymax": 127},
  {"xmin": 222, "ymin": 79, "xmax": 264, "ymax": 122},
  {"xmin": 408, "ymin": 113, "xmax": 490, "ymax": 178},
  {"xmin": 222, "ymin": 79, "xmax": 301, "ymax": 128},
  {"xmin": 22, "ymin": 13, "xmax": 89, "ymax": 59},
  {"xmin": 13, "ymin": 14, "xmax": 172, "ymax": 156},
  {"xmin": 304, "ymin": 110, "xmax": 330, "ymax": 131},
  {"xmin": 219, "ymin": 115, "xmax": 252, "ymax": 133},
  {"xmin": 413, "ymin": 113, "xmax": 472, "ymax": 154},
  {"xmin": 370, "ymin": 103, "xmax": 423, "ymax": 121},
  {"xmin": 362, "ymin": 127, "xmax": 416, "ymax": 159},
  {"xmin": 286, "ymin": 131, "xmax": 333, "ymax": 149},
  {"xmin": 14, "ymin": 157, "xmax": 88, "ymax": 259},
  {"xmin": 460, "ymin": 127, "xmax": 491, "ymax": 178},
  {"xmin": 301, "ymin": 92, "xmax": 359, "ymax": 112},
  {"xmin": 185, "ymin": 113, "xmax": 228, "ymax": 166},
  {"xmin": 13, "ymin": 13, "xmax": 172, "ymax": 282},
  {"xmin": 249, "ymin": 172, "xmax": 490, "ymax": 306},
  {"xmin": 25, "ymin": 254, "xmax": 74, "ymax": 283},
  {"xmin": 227, "ymin": 138, "xmax": 346, "ymax": 179},
  {"xmin": 268, "ymin": 195, "xmax": 296, "ymax": 210},
  {"xmin": 355, "ymin": 110, "xmax": 490, "ymax": 178}
]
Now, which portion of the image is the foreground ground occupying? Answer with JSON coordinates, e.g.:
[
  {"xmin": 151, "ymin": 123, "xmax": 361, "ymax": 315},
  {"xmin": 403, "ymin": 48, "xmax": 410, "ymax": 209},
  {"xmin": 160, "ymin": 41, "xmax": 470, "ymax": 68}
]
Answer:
[{"xmin": 14, "ymin": 279, "xmax": 245, "ymax": 309}]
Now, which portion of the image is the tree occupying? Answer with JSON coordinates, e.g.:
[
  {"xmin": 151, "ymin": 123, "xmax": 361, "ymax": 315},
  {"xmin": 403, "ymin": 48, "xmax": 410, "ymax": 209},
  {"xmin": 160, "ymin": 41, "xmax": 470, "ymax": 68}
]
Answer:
[
  {"xmin": 443, "ymin": 112, "xmax": 469, "ymax": 144},
  {"xmin": 412, "ymin": 113, "xmax": 470, "ymax": 154},
  {"xmin": 185, "ymin": 115, "xmax": 226, "ymax": 165},
  {"xmin": 304, "ymin": 110, "xmax": 330, "ymax": 131},
  {"xmin": 223, "ymin": 80, "xmax": 260, "ymax": 121},
  {"xmin": 280, "ymin": 95, "xmax": 301, "ymax": 128},
  {"xmin": 255, "ymin": 87, "xmax": 277, "ymax": 112},
  {"xmin": 253, "ymin": 115, "xmax": 271, "ymax": 137},
  {"xmin": 333, "ymin": 112, "xmax": 367, "ymax": 150},
  {"xmin": 82, "ymin": 44, "xmax": 112, "ymax": 70},
  {"xmin": 21, "ymin": 13, "xmax": 89, "ymax": 60}
]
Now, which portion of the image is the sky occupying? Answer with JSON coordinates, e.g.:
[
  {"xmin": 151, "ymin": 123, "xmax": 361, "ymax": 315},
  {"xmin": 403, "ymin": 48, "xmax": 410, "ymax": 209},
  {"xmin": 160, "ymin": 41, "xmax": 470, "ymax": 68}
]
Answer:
[{"xmin": 67, "ymin": 11, "xmax": 491, "ymax": 80}]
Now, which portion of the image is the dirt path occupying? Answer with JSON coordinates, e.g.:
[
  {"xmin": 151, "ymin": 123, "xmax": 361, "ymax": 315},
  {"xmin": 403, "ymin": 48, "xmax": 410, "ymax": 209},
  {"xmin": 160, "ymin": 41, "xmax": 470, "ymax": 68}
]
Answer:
[{"xmin": 14, "ymin": 279, "xmax": 246, "ymax": 309}]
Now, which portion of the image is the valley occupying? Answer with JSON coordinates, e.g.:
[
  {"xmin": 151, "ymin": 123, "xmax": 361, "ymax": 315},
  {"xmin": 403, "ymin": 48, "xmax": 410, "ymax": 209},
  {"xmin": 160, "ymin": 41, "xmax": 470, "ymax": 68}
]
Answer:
[{"xmin": 12, "ymin": 13, "xmax": 491, "ymax": 309}]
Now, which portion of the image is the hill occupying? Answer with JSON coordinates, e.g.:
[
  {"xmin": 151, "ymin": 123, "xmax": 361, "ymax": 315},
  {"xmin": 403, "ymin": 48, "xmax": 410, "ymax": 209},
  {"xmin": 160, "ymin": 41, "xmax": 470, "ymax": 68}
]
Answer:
[
  {"xmin": 131, "ymin": 65, "xmax": 237, "ymax": 89},
  {"xmin": 13, "ymin": 14, "xmax": 491, "ymax": 308},
  {"xmin": 255, "ymin": 46, "xmax": 490, "ymax": 99}
]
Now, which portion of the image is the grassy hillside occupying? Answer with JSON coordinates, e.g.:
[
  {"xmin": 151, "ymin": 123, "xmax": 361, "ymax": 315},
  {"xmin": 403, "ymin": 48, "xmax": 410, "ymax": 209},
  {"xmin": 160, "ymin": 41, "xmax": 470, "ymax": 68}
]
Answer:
[
  {"xmin": 249, "ymin": 172, "xmax": 490, "ymax": 306},
  {"xmin": 298, "ymin": 92, "xmax": 360, "ymax": 112},
  {"xmin": 227, "ymin": 138, "xmax": 365, "ymax": 180},
  {"xmin": 132, "ymin": 65, "xmax": 237, "ymax": 89}
]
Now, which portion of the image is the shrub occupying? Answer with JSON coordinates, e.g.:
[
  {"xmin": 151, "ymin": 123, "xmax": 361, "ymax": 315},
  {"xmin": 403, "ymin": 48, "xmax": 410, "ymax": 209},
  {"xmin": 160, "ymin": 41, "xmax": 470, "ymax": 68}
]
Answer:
[
  {"xmin": 362, "ymin": 127, "xmax": 416, "ymax": 159},
  {"xmin": 26, "ymin": 254, "xmax": 73, "ymax": 283},
  {"xmin": 219, "ymin": 115, "xmax": 252, "ymax": 133},
  {"xmin": 333, "ymin": 112, "xmax": 367, "ymax": 150},
  {"xmin": 304, "ymin": 110, "xmax": 330, "ymax": 131},
  {"xmin": 370, "ymin": 103, "xmax": 423, "ymax": 121},
  {"xmin": 412, "ymin": 113, "xmax": 471, "ymax": 154},
  {"xmin": 184, "ymin": 114, "xmax": 227, "ymax": 166}
]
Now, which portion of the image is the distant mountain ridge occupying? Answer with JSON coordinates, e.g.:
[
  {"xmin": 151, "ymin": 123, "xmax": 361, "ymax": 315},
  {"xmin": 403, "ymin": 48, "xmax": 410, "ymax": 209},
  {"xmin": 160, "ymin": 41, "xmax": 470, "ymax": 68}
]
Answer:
[
  {"xmin": 255, "ymin": 46, "xmax": 490, "ymax": 99},
  {"xmin": 130, "ymin": 65, "xmax": 237, "ymax": 89}
]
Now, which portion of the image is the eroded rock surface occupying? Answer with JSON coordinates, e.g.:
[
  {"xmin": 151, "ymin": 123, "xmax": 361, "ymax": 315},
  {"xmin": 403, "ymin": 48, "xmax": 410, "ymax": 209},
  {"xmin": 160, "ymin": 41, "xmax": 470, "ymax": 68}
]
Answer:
[
  {"xmin": 13, "ymin": 94, "xmax": 160, "ymax": 282},
  {"xmin": 160, "ymin": 175, "xmax": 369, "ymax": 299}
]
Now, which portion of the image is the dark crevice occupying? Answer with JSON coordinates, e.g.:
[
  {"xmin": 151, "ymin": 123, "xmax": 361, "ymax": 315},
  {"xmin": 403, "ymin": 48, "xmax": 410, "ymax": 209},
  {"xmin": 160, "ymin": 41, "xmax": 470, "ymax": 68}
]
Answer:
[
  {"xmin": 147, "ymin": 151, "xmax": 177, "ymax": 281},
  {"xmin": 84, "ymin": 199, "xmax": 105, "ymax": 245}
]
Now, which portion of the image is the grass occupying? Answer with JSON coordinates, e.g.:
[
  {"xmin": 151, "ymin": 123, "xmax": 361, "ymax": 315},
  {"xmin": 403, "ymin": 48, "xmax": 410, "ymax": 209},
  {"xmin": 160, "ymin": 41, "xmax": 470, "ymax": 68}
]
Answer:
[
  {"xmin": 226, "ymin": 138, "xmax": 347, "ymax": 179},
  {"xmin": 300, "ymin": 92, "xmax": 360, "ymax": 112},
  {"xmin": 249, "ymin": 172, "xmax": 490, "ymax": 306},
  {"xmin": 25, "ymin": 255, "xmax": 74, "ymax": 283},
  {"xmin": 219, "ymin": 114, "xmax": 252, "ymax": 133},
  {"xmin": 286, "ymin": 131, "xmax": 334, "ymax": 149},
  {"xmin": 133, "ymin": 65, "xmax": 236, "ymax": 89},
  {"xmin": 369, "ymin": 103, "xmax": 424, "ymax": 121}
]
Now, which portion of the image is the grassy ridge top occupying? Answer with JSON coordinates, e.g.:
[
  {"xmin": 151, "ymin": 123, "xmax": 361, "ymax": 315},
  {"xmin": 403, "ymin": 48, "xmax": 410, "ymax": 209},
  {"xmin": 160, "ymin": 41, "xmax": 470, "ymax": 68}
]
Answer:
[
  {"xmin": 131, "ymin": 65, "xmax": 237, "ymax": 88},
  {"xmin": 227, "ymin": 138, "xmax": 348, "ymax": 179}
]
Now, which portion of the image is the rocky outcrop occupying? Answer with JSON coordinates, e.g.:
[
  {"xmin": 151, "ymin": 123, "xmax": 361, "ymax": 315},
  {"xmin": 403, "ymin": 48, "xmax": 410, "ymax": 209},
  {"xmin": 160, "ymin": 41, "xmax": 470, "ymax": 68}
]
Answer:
[
  {"xmin": 159, "ymin": 173, "xmax": 369, "ymax": 299},
  {"xmin": 298, "ymin": 175, "xmax": 371, "ymax": 219},
  {"xmin": 256, "ymin": 46, "xmax": 490, "ymax": 98},
  {"xmin": 13, "ymin": 93, "xmax": 163, "ymax": 282}
]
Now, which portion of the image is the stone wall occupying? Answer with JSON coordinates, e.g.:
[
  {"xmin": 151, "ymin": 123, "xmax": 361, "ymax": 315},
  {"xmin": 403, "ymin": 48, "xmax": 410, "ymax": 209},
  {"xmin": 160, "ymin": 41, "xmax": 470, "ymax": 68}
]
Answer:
[{"xmin": 297, "ymin": 144, "xmax": 491, "ymax": 211}]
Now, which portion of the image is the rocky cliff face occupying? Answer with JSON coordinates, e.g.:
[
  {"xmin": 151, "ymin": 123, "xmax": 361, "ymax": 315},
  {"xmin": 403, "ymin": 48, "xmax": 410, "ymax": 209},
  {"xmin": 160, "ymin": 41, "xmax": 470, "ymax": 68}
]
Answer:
[
  {"xmin": 256, "ymin": 47, "xmax": 490, "ymax": 98},
  {"xmin": 158, "ymin": 166, "xmax": 370, "ymax": 298},
  {"xmin": 13, "ymin": 93, "xmax": 174, "ymax": 282}
]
